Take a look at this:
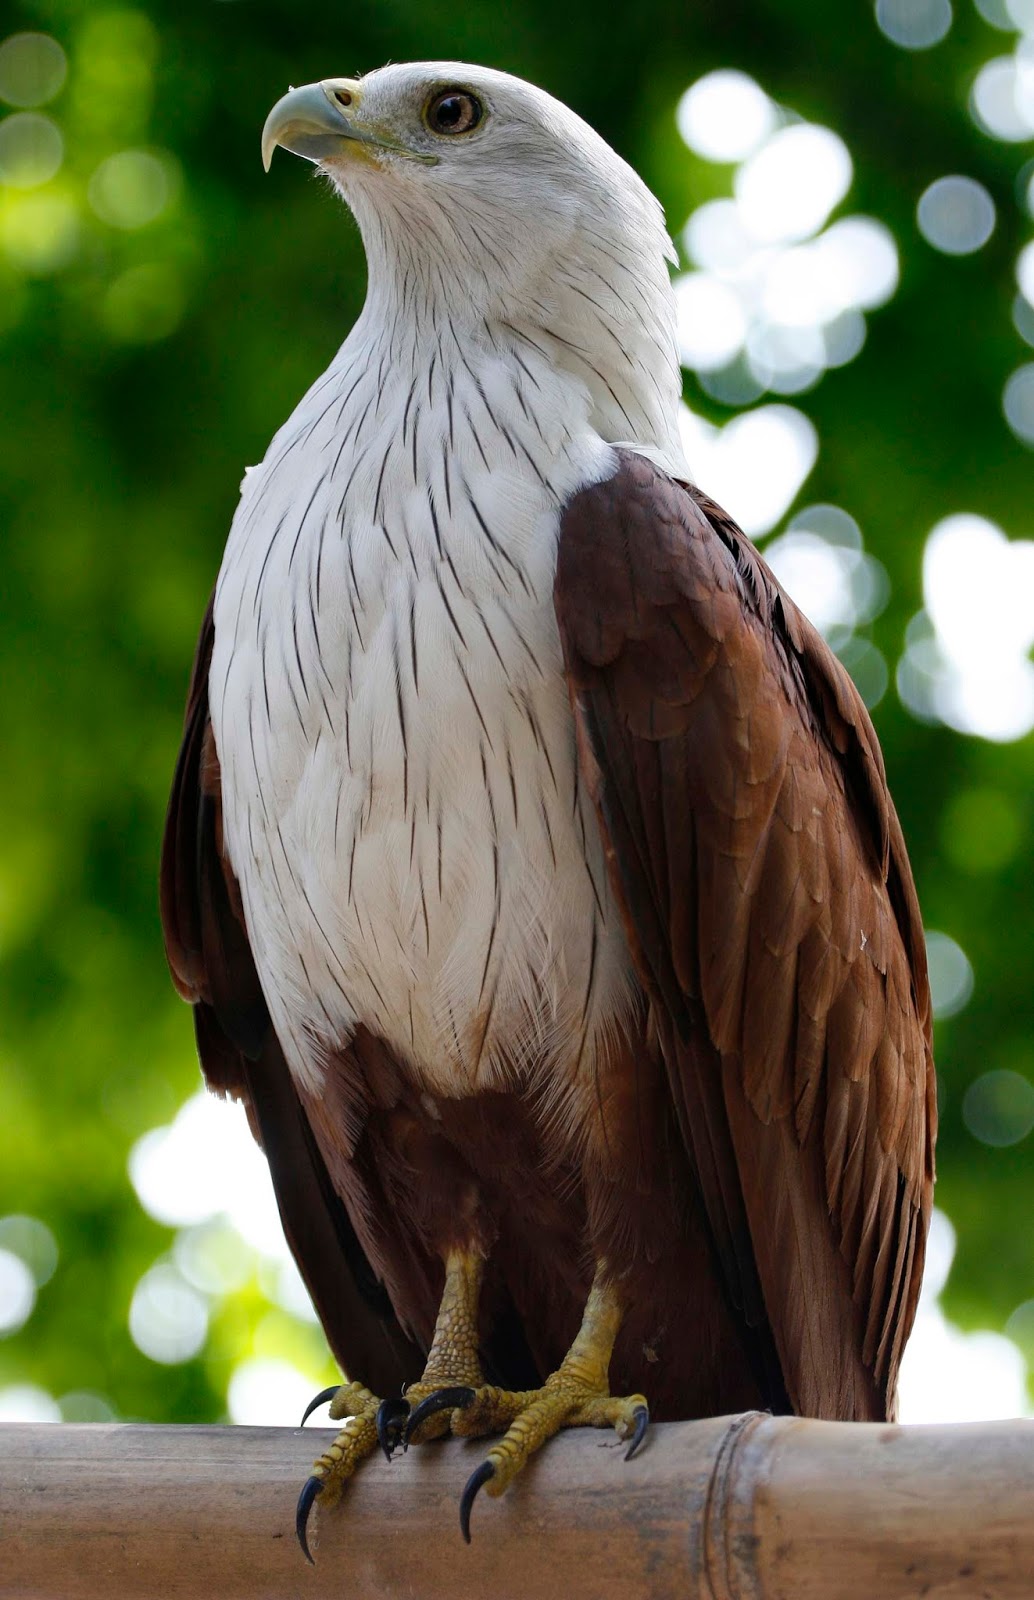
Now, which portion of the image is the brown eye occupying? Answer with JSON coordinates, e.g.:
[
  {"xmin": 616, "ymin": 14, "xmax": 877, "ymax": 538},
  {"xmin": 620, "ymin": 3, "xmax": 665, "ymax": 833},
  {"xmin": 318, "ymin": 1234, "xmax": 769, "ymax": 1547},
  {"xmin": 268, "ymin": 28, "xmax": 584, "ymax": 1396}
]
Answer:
[{"xmin": 426, "ymin": 90, "xmax": 483, "ymax": 136}]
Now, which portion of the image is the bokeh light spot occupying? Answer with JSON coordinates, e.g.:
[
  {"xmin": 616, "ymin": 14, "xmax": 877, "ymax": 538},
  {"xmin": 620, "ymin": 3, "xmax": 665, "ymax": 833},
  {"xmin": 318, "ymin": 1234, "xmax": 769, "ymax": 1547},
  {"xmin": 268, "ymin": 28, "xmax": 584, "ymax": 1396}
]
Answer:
[
  {"xmin": 675, "ymin": 70, "xmax": 776, "ymax": 163},
  {"xmin": 101, "ymin": 261, "xmax": 183, "ymax": 343},
  {"xmin": 0, "ymin": 1248, "xmax": 36, "ymax": 1334},
  {"xmin": 60, "ymin": 1391, "xmax": 117, "ymax": 1422},
  {"xmin": 962, "ymin": 1069, "xmax": 1034, "ymax": 1146},
  {"xmin": 0, "ymin": 1384, "xmax": 61, "ymax": 1422},
  {"xmin": 0, "ymin": 33, "xmax": 67, "ymax": 108},
  {"xmin": 875, "ymin": 0, "xmax": 953, "ymax": 50},
  {"xmin": 129, "ymin": 1263, "xmax": 209, "ymax": 1364},
  {"xmin": 823, "ymin": 308, "xmax": 868, "ymax": 367},
  {"xmin": 88, "ymin": 148, "xmax": 175, "ymax": 229},
  {"xmin": 130, "ymin": 1091, "xmax": 289, "ymax": 1258},
  {"xmin": 173, "ymin": 1220, "xmax": 251, "ymax": 1297},
  {"xmin": 973, "ymin": 0, "xmax": 1014, "ymax": 26},
  {"xmin": 917, "ymin": 175, "xmax": 996, "ymax": 253},
  {"xmin": 764, "ymin": 502, "xmax": 889, "ymax": 645},
  {"xmin": 1003, "ymin": 362, "xmax": 1034, "ymax": 444},
  {"xmin": 227, "ymin": 1357, "xmax": 321, "ymax": 1425},
  {"xmin": 838, "ymin": 636, "xmax": 890, "ymax": 707},
  {"xmin": 899, "ymin": 515, "xmax": 1034, "ymax": 741},
  {"xmin": 735, "ymin": 124, "xmax": 853, "ymax": 245},
  {"xmin": 1013, "ymin": 292, "xmax": 1034, "ymax": 346},
  {"xmin": 941, "ymin": 786, "xmax": 1023, "ymax": 873},
  {"xmin": 0, "ymin": 112, "xmax": 63, "ymax": 188},
  {"xmin": 1018, "ymin": 240, "xmax": 1034, "ymax": 304},
  {"xmin": 1005, "ymin": 1299, "xmax": 1034, "ymax": 1355},
  {"xmin": 0, "ymin": 189, "xmax": 78, "ymax": 273},
  {"xmin": 815, "ymin": 217, "xmax": 900, "ymax": 309},
  {"xmin": 673, "ymin": 272, "xmax": 747, "ymax": 369},
  {"xmin": 898, "ymin": 1209, "xmax": 1031, "ymax": 1423},
  {"xmin": 970, "ymin": 56, "xmax": 1034, "ymax": 142},
  {"xmin": 925, "ymin": 928, "xmax": 975, "ymax": 1018},
  {"xmin": 746, "ymin": 321, "xmax": 825, "ymax": 394},
  {"xmin": 0, "ymin": 1215, "xmax": 58, "ymax": 1285},
  {"xmin": 679, "ymin": 403, "xmax": 818, "ymax": 536}
]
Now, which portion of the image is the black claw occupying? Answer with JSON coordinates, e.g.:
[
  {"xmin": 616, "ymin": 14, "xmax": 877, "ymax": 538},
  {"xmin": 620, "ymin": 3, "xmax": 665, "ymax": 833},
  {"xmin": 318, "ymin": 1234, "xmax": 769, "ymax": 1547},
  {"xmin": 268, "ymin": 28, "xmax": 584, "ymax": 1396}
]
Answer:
[
  {"xmin": 376, "ymin": 1395, "xmax": 410, "ymax": 1462},
  {"xmin": 625, "ymin": 1403, "xmax": 650, "ymax": 1461},
  {"xmin": 295, "ymin": 1475, "xmax": 322, "ymax": 1564},
  {"xmin": 300, "ymin": 1385, "xmax": 341, "ymax": 1427},
  {"xmin": 459, "ymin": 1458, "xmax": 495, "ymax": 1544},
  {"xmin": 403, "ymin": 1385, "xmax": 477, "ymax": 1448}
]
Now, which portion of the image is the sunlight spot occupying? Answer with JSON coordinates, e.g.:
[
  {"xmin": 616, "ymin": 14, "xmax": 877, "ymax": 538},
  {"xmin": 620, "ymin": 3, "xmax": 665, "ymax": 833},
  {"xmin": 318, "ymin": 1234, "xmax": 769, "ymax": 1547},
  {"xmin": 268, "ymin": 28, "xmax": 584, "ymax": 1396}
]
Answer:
[
  {"xmin": 228, "ymin": 1357, "xmax": 321, "ymax": 1425},
  {"xmin": 675, "ymin": 70, "xmax": 776, "ymax": 163},
  {"xmin": 963, "ymin": 1069, "xmax": 1034, "ymax": 1145},
  {"xmin": 763, "ymin": 518, "xmax": 888, "ymax": 640},
  {"xmin": 679, "ymin": 403, "xmax": 818, "ymax": 536},
  {"xmin": 88, "ymin": 148, "xmax": 176, "ymax": 229},
  {"xmin": 174, "ymin": 1220, "xmax": 252, "ymax": 1297},
  {"xmin": 1003, "ymin": 362, "xmax": 1034, "ymax": 443},
  {"xmin": 970, "ymin": 54, "xmax": 1034, "ymax": 141},
  {"xmin": 1017, "ymin": 239, "xmax": 1034, "ymax": 303},
  {"xmin": 0, "ymin": 1249, "xmax": 35, "ymax": 1334},
  {"xmin": 735, "ymin": 125, "xmax": 853, "ymax": 245},
  {"xmin": 899, "ymin": 515, "xmax": 1034, "ymax": 740},
  {"xmin": 918, "ymin": 175, "xmax": 996, "ymax": 253},
  {"xmin": 101, "ymin": 261, "xmax": 183, "ymax": 343},
  {"xmin": 0, "ymin": 112, "xmax": 62, "ymax": 188},
  {"xmin": 0, "ymin": 1384, "xmax": 60, "ymax": 1422},
  {"xmin": 941, "ymin": 786, "xmax": 1023, "ymax": 872},
  {"xmin": 60, "ymin": 1391, "xmax": 117, "ymax": 1422},
  {"xmin": 876, "ymin": 0, "xmax": 953, "ymax": 49},
  {"xmin": 0, "ymin": 189, "xmax": 78, "ymax": 273},
  {"xmin": 673, "ymin": 272, "xmax": 747, "ymax": 369},
  {"xmin": 0, "ymin": 33, "xmax": 67, "ymax": 107},
  {"xmin": 129, "ymin": 1262, "xmax": 209, "ymax": 1364},
  {"xmin": 0, "ymin": 1214, "xmax": 58, "ymax": 1285},
  {"xmin": 925, "ymin": 929, "xmax": 975, "ymax": 1018},
  {"xmin": 900, "ymin": 1312, "xmax": 1030, "ymax": 1420},
  {"xmin": 130, "ymin": 1090, "xmax": 290, "ymax": 1259},
  {"xmin": 898, "ymin": 1210, "xmax": 1031, "ymax": 1424}
]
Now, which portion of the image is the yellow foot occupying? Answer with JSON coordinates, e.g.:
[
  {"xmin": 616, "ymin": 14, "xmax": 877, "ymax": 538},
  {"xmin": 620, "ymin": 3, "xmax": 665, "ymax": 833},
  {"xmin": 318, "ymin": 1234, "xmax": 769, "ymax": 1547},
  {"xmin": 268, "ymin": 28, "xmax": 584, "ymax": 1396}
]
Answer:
[
  {"xmin": 295, "ymin": 1380, "xmax": 406, "ymax": 1563},
  {"xmin": 449, "ymin": 1375, "xmax": 649, "ymax": 1541}
]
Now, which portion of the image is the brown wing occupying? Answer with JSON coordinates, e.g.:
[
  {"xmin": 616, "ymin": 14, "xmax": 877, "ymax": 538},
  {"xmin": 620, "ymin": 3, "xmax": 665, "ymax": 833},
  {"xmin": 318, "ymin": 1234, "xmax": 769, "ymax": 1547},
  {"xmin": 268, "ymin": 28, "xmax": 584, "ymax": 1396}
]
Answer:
[
  {"xmin": 159, "ymin": 594, "xmax": 423, "ymax": 1394},
  {"xmin": 555, "ymin": 450, "xmax": 936, "ymax": 1420}
]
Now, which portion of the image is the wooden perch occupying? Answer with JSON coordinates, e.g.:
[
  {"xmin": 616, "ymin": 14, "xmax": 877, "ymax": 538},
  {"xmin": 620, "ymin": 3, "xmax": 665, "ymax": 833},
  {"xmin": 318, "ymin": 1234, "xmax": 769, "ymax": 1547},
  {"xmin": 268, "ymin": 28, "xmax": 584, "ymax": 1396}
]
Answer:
[{"xmin": 1, "ymin": 1413, "xmax": 1032, "ymax": 1598}]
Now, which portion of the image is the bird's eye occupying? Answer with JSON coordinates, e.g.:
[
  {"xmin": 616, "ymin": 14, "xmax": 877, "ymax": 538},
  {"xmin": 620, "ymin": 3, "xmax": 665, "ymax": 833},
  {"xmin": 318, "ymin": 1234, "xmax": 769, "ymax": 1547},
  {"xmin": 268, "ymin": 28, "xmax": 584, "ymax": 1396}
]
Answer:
[{"xmin": 425, "ymin": 90, "xmax": 484, "ymax": 136}]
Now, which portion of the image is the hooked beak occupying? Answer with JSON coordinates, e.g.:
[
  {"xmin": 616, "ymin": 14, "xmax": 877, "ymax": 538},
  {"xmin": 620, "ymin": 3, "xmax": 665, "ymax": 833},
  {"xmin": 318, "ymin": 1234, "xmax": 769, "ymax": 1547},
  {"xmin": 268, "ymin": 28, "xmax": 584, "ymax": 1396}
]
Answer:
[
  {"xmin": 261, "ymin": 80, "xmax": 367, "ymax": 172},
  {"xmin": 261, "ymin": 79, "xmax": 438, "ymax": 171}
]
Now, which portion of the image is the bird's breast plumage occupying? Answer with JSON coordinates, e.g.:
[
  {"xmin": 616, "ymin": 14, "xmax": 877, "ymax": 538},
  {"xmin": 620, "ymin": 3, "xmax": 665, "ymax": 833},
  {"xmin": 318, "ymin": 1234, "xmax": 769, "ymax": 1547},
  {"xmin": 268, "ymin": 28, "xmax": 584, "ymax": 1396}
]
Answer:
[{"xmin": 210, "ymin": 321, "xmax": 636, "ymax": 1117}]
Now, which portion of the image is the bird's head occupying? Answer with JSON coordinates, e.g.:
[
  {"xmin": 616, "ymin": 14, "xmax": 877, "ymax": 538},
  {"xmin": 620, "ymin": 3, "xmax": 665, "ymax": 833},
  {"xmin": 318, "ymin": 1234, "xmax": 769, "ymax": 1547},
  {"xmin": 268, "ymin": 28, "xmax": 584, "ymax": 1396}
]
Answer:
[{"xmin": 262, "ymin": 61, "xmax": 682, "ymax": 458}]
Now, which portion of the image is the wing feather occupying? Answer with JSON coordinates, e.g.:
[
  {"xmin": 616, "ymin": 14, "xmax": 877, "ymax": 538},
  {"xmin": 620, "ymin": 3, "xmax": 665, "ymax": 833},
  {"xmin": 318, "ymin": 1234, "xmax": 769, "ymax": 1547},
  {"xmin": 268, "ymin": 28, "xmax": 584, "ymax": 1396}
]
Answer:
[{"xmin": 555, "ymin": 451, "xmax": 935, "ymax": 1419}]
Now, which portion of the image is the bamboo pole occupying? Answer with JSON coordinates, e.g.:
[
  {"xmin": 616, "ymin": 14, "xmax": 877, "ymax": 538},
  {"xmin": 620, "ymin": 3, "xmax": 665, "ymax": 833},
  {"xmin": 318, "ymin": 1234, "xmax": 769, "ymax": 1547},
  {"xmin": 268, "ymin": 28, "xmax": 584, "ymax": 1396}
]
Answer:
[{"xmin": 1, "ymin": 1414, "xmax": 1032, "ymax": 1599}]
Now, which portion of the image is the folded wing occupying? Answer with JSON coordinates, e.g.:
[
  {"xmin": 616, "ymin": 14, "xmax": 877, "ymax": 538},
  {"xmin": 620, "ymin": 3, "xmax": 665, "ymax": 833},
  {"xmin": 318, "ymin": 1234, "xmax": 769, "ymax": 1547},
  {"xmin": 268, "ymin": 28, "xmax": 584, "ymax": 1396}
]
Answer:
[{"xmin": 555, "ymin": 451, "xmax": 936, "ymax": 1419}]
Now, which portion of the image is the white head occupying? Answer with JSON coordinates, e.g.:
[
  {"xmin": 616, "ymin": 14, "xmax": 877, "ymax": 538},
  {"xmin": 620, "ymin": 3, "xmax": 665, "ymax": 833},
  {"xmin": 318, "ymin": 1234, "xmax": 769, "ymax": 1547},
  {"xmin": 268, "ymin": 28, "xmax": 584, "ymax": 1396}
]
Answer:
[{"xmin": 263, "ymin": 62, "xmax": 683, "ymax": 459}]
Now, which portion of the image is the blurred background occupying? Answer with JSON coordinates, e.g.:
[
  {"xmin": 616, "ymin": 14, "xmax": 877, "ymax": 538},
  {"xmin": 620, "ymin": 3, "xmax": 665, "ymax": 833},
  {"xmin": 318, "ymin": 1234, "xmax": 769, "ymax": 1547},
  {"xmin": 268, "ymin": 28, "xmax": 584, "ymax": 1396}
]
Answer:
[{"xmin": 1, "ymin": 0, "xmax": 1032, "ymax": 1430}]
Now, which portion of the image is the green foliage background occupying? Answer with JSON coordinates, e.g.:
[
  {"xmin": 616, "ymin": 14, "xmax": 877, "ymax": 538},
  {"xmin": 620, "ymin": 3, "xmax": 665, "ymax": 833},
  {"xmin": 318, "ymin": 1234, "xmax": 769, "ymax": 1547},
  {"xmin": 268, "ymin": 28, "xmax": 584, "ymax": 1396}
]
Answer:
[{"xmin": 0, "ymin": 0, "xmax": 1031, "ymax": 1423}]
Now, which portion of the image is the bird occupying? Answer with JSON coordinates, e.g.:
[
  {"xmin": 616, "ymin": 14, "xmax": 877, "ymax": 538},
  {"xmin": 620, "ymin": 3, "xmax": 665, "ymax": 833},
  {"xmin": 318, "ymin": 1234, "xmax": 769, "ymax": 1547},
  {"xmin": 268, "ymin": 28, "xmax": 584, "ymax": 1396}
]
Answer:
[{"xmin": 160, "ymin": 61, "xmax": 936, "ymax": 1561}]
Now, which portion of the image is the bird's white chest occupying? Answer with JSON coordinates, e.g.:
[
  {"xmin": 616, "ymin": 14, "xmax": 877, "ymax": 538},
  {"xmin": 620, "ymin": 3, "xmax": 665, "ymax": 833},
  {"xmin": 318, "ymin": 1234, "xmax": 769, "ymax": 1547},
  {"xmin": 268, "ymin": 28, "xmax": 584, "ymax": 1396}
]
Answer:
[{"xmin": 211, "ymin": 337, "xmax": 635, "ymax": 1101}]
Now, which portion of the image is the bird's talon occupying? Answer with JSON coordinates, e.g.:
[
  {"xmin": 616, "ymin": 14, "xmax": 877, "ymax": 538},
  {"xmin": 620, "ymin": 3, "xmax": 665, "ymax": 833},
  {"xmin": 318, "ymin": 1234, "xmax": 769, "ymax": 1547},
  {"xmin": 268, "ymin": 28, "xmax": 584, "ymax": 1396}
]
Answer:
[
  {"xmin": 459, "ymin": 1457, "xmax": 495, "ymax": 1544},
  {"xmin": 376, "ymin": 1395, "xmax": 410, "ymax": 1461},
  {"xmin": 295, "ymin": 1474, "xmax": 323, "ymax": 1564},
  {"xmin": 625, "ymin": 1403, "xmax": 649, "ymax": 1460},
  {"xmin": 403, "ymin": 1384, "xmax": 477, "ymax": 1446},
  {"xmin": 299, "ymin": 1385, "xmax": 341, "ymax": 1427}
]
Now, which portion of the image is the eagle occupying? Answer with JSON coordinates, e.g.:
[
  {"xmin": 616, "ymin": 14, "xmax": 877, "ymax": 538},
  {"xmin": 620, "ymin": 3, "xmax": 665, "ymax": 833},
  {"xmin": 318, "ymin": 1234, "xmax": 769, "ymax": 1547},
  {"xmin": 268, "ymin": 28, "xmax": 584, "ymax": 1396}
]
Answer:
[{"xmin": 160, "ymin": 62, "xmax": 936, "ymax": 1559}]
